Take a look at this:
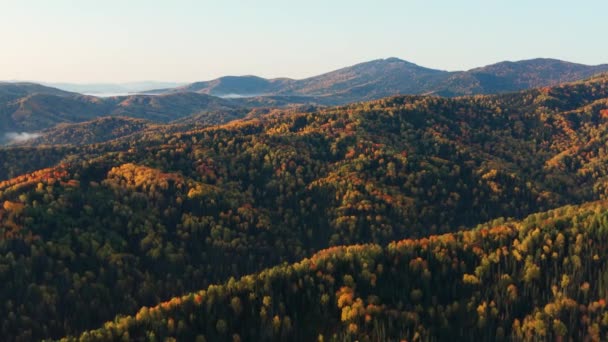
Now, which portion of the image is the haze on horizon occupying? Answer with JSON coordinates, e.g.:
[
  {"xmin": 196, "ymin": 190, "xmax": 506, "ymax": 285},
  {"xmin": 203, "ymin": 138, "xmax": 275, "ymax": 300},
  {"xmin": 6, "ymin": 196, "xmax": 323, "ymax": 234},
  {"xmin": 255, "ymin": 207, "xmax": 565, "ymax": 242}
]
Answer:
[{"xmin": 1, "ymin": 0, "xmax": 606, "ymax": 83}]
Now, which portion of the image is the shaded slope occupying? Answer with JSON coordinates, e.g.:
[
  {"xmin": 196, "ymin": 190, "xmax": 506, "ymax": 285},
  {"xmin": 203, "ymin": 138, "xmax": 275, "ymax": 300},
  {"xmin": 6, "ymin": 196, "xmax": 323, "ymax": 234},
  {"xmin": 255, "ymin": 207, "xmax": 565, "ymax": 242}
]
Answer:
[
  {"xmin": 22, "ymin": 117, "xmax": 153, "ymax": 146},
  {"xmin": 69, "ymin": 200, "xmax": 608, "ymax": 341},
  {"xmin": 0, "ymin": 92, "xmax": 240, "ymax": 137}
]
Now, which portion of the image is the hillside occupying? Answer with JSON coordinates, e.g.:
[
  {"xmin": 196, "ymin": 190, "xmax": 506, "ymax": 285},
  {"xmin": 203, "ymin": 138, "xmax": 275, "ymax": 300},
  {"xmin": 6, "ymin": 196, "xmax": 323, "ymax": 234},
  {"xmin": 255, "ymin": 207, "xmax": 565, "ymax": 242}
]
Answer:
[
  {"xmin": 15, "ymin": 109, "xmax": 260, "ymax": 147},
  {"xmin": 2, "ymin": 76, "xmax": 608, "ymax": 340},
  {"xmin": 21, "ymin": 117, "xmax": 154, "ymax": 146},
  {"xmin": 0, "ymin": 91, "xmax": 241, "ymax": 141},
  {"xmin": 281, "ymin": 57, "xmax": 447, "ymax": 98},
  {"xmin": 68, "ymin": 200, "xmax": 608, "ymax": 341},
  {"xmin": 152, "ymin": 58, "xmax": 608, "ymax": 102},
  {"xmin": 0, "ymin": 83, "xmax": 77, "ymax": 136}
]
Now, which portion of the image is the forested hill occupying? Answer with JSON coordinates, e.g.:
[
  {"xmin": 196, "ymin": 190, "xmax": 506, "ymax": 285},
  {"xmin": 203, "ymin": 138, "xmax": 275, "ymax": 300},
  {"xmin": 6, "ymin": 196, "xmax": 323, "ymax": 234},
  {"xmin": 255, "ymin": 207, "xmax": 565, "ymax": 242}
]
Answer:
[
  {"xmin": 68, "ymin": 200, "xmax": 608, "ymax": 341},
  {"xmin": 0, "ymin": 90, "xmax": 239, "ymax": 139},
  {"xmin": 1, "ymin": 75, "xmax": 608, "ymax": 340}
]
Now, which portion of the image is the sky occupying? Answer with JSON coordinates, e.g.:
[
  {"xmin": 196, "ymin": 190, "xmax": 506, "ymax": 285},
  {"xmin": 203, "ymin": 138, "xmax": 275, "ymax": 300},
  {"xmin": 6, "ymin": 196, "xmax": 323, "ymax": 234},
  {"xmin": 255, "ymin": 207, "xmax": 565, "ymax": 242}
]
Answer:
[{"xmin": 1, "ymin": 0, "xmax": 607, "ymax": 83}]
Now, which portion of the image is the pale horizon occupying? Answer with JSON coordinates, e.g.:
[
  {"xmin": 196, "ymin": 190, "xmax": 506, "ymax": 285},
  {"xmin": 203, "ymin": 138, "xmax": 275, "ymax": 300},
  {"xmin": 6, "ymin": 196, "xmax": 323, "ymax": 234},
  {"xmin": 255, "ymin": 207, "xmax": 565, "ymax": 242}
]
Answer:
[
  {"xmin": 1, "ymin": 0, "xmax": 607, "ymax": 83},
  {"xmin": 3, "ymin": 56, "xmax": 608, "ymax": 85}
]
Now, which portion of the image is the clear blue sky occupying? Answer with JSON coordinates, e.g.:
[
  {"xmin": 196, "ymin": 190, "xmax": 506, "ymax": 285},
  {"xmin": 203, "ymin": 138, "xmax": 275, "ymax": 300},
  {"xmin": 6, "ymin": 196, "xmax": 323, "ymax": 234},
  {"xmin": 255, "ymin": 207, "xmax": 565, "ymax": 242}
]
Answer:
[{"xmin": 1, "ymin": 0, "xmax": 606, "ymax": 83}]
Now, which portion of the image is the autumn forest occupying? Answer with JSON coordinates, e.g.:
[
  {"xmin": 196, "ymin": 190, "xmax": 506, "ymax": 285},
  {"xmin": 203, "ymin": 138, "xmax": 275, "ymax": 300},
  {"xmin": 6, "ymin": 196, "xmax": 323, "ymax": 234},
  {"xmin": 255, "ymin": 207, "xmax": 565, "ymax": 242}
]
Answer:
[{"xmin": 2, "ymin": 61, "xmax": 608, "ymax": 341}]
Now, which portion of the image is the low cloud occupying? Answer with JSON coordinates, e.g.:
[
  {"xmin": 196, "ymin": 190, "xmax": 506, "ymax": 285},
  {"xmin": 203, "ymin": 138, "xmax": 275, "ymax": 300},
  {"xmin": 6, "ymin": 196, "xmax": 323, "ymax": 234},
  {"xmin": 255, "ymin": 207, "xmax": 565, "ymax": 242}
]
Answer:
[
  {"xmin": 220, "ymin": 93, "xmax": 260, "ymax": 99},
  {"xmin": 4, "ymin": 132, "xmax": 42, "ymax": 143}
]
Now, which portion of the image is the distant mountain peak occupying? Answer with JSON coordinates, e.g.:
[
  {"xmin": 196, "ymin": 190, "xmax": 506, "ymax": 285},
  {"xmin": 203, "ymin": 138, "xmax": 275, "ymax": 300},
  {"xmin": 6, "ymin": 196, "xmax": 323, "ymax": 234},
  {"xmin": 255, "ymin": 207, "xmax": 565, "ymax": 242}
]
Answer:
[
  {"xmin": 378, "ymin": 57, "xmax": 424, "ymax": 67},
  {"xmin": 358, "ymin": 57, "xmax": 423, "ymax": 68},
  {"xmin": 383, "ymin": 57, "xmax": 404, "ymax": 62},
  {"xmin": 143, "ymin": 57, "xmax": 608, "ymax": 102}
]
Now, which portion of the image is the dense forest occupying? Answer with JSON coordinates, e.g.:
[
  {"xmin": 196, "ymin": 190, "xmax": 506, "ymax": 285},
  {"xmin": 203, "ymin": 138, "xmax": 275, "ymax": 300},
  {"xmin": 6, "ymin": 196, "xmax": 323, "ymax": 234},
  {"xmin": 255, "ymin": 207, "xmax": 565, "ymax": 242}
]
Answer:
[
  {"xmin": 67, "ymin": 200, "xmax": 608, "ymax": 341},
  {"xmin": 1, "ymin": 75, "xmax": 608, "ymax": 340}
]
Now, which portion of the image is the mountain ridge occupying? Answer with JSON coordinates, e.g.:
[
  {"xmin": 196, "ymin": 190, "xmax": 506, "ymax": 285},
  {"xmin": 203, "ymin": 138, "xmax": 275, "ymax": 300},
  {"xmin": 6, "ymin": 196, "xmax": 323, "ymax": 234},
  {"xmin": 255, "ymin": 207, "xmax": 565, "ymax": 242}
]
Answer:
[
  {"xmin": 147, "ymin": 57, "xmax": 608, "ymax": 100},
  {"xmin": 2, "ymin": 57, "xmax": 608, "ymax": 145}
]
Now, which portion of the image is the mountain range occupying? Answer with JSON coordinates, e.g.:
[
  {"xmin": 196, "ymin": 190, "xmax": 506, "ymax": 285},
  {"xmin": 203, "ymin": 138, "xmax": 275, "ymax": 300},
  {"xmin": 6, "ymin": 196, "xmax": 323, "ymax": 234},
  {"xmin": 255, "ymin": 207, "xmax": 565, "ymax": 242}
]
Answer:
[
  {"xmin": 150, "ymin": 57, "xmax": 608, "ymax": 100},
  {"xmin": 2, "ymin": 58, "xmax": 608, "ymax": 144}
]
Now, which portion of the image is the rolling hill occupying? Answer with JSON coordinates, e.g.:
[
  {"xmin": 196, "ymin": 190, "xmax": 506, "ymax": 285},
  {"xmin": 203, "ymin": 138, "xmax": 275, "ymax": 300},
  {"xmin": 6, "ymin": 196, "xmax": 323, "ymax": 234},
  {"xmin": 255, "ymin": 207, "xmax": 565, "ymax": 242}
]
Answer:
[
  {"xmin": 0, "ymin": 91, "xmax": 242, "ymax": 143},
  {"xmin": 2, "ymin": 76, "xmax": 608, "ymax": 340}
]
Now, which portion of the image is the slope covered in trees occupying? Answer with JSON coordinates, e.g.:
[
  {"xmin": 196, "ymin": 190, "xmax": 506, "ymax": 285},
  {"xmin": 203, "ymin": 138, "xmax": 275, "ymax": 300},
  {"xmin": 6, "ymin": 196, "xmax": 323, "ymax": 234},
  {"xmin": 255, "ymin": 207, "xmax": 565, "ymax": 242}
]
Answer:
[
  {"xmin": 1, "ymin": 75, "xmax": 608, "ymax": 340},
  {"xmin": 20, "ymin": 117, "xmax": 153, "ymax": 146},
  {"xmin": 67, "ymin": 200, "xmax": 608, "ymax": 341},
  {"xmin": 10, "ymin": 110, "xmax": 254, "ymax": 148}
]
